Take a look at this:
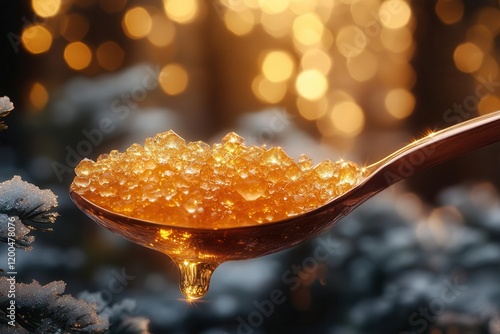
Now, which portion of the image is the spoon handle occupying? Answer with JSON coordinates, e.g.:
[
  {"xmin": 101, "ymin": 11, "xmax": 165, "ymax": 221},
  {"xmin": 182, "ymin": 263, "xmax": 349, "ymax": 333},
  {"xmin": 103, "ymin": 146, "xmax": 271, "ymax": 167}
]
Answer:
[{"xmin": 366, "ymin": 110, "xmax": 500, "ymax": 189}]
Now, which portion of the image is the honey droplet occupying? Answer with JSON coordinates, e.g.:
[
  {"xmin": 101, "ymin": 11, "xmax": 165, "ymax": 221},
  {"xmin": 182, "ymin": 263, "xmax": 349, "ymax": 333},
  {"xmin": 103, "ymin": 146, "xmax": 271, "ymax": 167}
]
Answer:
[{"xmin": 176, "ymin": 260, "xmax": 218, "ymax": 300}]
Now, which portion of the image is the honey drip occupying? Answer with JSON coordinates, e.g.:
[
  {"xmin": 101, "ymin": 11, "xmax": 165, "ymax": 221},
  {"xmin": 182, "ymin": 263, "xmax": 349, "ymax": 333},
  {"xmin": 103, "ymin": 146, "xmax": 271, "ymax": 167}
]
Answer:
[
  {"xmin": 175, "ymin": 260, "xmax": 218, "ymax": 300},
  {"xmin": 71, "ymin": 130, "xmax": 365, "ymax": 298}
]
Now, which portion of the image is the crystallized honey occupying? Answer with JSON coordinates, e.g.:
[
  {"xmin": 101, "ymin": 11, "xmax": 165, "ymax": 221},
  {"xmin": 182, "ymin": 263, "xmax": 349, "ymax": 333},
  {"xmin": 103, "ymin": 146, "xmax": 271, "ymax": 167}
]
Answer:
[{"xmin": 71, "ymin": 131, "xmax": 364, "ymax": 228}]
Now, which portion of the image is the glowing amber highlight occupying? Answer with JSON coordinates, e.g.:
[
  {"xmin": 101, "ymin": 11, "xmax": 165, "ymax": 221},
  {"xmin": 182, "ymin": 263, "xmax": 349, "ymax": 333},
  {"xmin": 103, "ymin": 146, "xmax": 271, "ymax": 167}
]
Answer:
[
  {"xmin": 122, "ymin": 7, "xmax": 152, "ymax": 39},
  {"xmin": 385, "ymin": 88, "xmax": 415, "ymax": 120},
  {"xmin": 29, "ymin": 82, "xmax": 49, "ymax": 110},
  {"xmin": 164, "ymin": 0, "xmax": 199, "ymax": 24},
  {"xmin": 261, "ymin": 50, "xmax": 295, "ymax": 82},
  {"xmin": 435, "ymin": 0, "xmax": 464, "ymax": 25},
  {"xmin": 252, "ymin": 74, "xmax": 287, "ymax": 103},
  {"xmin": 22, "ymin": 25, "xmax": 52, "ymax": 54},
  {"xmin": 148, "ymin": 14, "xmax": 176, "ymax": 47},
  {"xmin": 454, "ymin": 42, "xmax": 484, "ymax": 73},
  {"xmin": 378, "ymin": 0, "xmax": 412, "ymax": 29},
  {"xmin": 295, "ymin": 70, "xmax": 328, "ymax": 101},
  {"xmin": 159, "ymin": 64, "xmax": 189, "ymax": 95},
  {"xmin": 293, "ymin": 13, "xmax": 324, "ymax": 46},
  {"xmin": 224, "ymin": 8, "xmax": 255, "ymax": 36},
  {"xmin": 96, "ymin": 41, "xmax": 124, "ymax": 71},
  {"xmin": 32, "ymin": 0, "xmax": 61, "ymax": 17},
  {"xmin": 329, "ymin": 101, "xmax": 365, "ymax": 137},
  {"xmin": 60, "ymin": 14, "xmax": 90, "ymax": 42},
  {"xmin": 64, "ymin": 42, "xmax": 92, "ymax": 70},
  {"xmin": 71, "ymin": 131, "xmax": 364, "ymax": 228}
]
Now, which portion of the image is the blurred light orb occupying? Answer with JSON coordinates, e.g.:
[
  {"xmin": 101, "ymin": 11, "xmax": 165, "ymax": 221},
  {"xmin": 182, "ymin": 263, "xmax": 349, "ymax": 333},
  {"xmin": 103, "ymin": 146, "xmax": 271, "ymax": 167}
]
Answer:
[
  {"xmin": 32, "ymin": 0, "xmax": 61, "ymax": 17},
  {"xmin": 159, "ymin": 64, "xmax": 189, "ymax": 95},
  {"xmin": 453, "ymin": 42, "xmax": 484, "ymax": 73},
  {"xmin": 329, "ymin": 101, "xmax": 365, "ymax": 137},
  {"xmin": 164, "ymin": 0, "xmax": 199, "ymax": 24},
  {"xmin": 252, "ymin": 74, "xmax": 287, "ymax": 103},
  {"xmin": 60, "ymin": 14, "xmax": 90, "ymax": 42},
  {"xmin": 96, "ymin": 41, "xmax": 124, "ymax": 71},
  {"xmin": 347, "ymin": 51, "xmax": 378, "ymax": 82},
  {"xmin": 259, "ymin": 0, "xmax": 289, "ymax": 14},
  {"xmin": 296, "ymin": 96, "xmax": 327, "ymax": 120},
  {"xmin": 380, "ymin": 27, "xmax": 413, "ymax": 53},
  {"xmin": 22, "ymin": 25, "xmax": 53, "ymax": 54},
  {"xmin": 262, "ymin": 50, "xmax": 295, "ymax": 82},
  {"xmin": 224, "ymin": 8, "xmax": 255, "ymax": 36},
  {"xmin": 148, "ymin": 14, "xmax": 177, "ymax": 47},
  {"xmin": 435, "ymin": 0, "xmax": 464, "ymax": 25},
  {"xmin": 378, "ymin": 0, "xmax": 412, "ymax": 29},
  {"xmin": 295, "ymin": 69, "xmax": 328, "ymax": 100},
  {"xmin": 478, "ymin": 95, "xmax": 500, "ymax": 115},
  {"xmin": 289, "ymin": 0, "xmax": 317, "ymax": 15},
  {"xmin": 122, "ymin": 7, "xmax": 152, "ymax": 39},
  {"xmin": 384, "ymin": 88, "xmax": 415, "ymax": 119},
  {"xmin": 29, "ymin": 82, "xmax": 49, "ymax": 110},
  {"xmin": 293, "ymin": 13, "xmax": 324, "ymax": 46},
  {"xmin": 64, "ymin": 42, "xmax": 92, "ymax": 70},
  {"xmin": 336, "ymin": 25, "xmax": 367, "ymax": 58},
  {"xmin": 301, "ymin": 48, "xmax": 332, "ymax": 74}
]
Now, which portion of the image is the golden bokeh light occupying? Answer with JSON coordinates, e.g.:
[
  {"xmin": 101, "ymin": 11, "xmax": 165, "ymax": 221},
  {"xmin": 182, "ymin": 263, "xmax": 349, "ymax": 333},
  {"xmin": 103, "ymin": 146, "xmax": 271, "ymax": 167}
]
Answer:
[
  {"xmin": 336, "ymin": 25, "xmax": 367, "ymax": 58},
  {"xmin": 261, "ymin": 11, "xmax": 294, "ymax": 38},
  {"xmin": 453, "ymin": 42, "xmax": 484, "ymax": 73},
  {"xmin": 380, "ymin": 27, "xmax": 413, "ymax": 53},
  {"xmin": 478, "ymin": 95, "xmax": 500, "ymax": 115},
  {"xmin": 384, "ymin": 88, "xmax": 415, "ymax": 119},
  {"xmin": 476, "ymin": 7, "xmax": 500, "ymax": 33},
  {"xmin": 99, "ymin": 0, "xmax": 127, "ymax": 13},
  {"xmin": 28, "ymin": 82, "xmax": 49, "ymax": 110},
  {"xmin": 22, "ymin": 25, "xmax": 53, "ymax": 54},
  {"xmin": 347, "ymin": 51, "xmax": 378, "ymax": 82},
  {"xmin": 328, "ymin": 101, "xmax": 365, "ymax": 137},
  {"xmin": 295, "ymin": 69, "xmax": 328, "ymax": 101},
  {"xmin": 378, "ymin": 0, "xmax": 412, "ymax": 29},
  {"xmin": 289, "ymin": 0, "xmax": 317, "ymax": 15},
  {"xmin": 351, "ymin": 0, "xmax": 381, "ymax": 26},
  {"xmin": 301, "ymin": 48, "xmax": 332, "ymax": 74},
  {"xmin": 296, "ymin": 95, "xmax": 327, "ymax": 120},
  {"xmin": 59, "ymin": 14, "xmax": 90, "ymax": 42},
  {"xmin": 159, "ymin": 64, "xmax": 189, "ymax": 95},
  {"xmin": 64, "ymin": 41, "xmax": 92, "ymax": 70},
  {"xmin": 148, "ymin": 14, "xmax": 176, "ymax": 47},
  {"xmin": 466, "ymin": 25, "xmax": 493, "ymax": 52},
  {"xmin": 96, "ymin": 41, "xmax": 124, "ymax": 71},
  {"xmin": 122, "ymin": 7, "xmax": 152, "ymax": 39},
  {"xmin": 435, "ymin": 0, "xmax": 464, "ymax": 25},
  {"xmin": 252, "ymin": 74, "xmax": 287, "ymax": 103},
  {"xmin": 224, "ymin": 8, "xmax": 255, "ymax": 36},
  {"xmin": 32, "ymin": 0, "xmax": 61, "ymax": 17},
  {"xmin": 164, "ymin": 0, "xmax": 200, "ymax": 24},
  {"xmin": 259, "ymin": 0, "xmax": 289, "ymax": 14},
  {"xmin": 293, "ymin": 13, "xmax": 324, "ymax": 46},
  {"xmin": 261, "ymin": 50, "xmax": 295, "ymax": 82}
]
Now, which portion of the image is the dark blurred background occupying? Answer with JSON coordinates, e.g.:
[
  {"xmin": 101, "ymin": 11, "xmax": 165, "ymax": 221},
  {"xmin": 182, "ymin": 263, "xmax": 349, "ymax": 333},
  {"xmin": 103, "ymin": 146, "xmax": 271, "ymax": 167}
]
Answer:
[{"xmin": 1, "ymin": 0, "xmax": 500, "ymax": 333}]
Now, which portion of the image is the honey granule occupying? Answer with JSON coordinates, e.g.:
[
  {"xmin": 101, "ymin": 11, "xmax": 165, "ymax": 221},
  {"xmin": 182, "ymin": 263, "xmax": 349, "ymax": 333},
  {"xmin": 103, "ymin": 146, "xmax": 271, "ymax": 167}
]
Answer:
[{"xmin": 71, "ymin": 131, "xmax": 364, "ymax": 228}]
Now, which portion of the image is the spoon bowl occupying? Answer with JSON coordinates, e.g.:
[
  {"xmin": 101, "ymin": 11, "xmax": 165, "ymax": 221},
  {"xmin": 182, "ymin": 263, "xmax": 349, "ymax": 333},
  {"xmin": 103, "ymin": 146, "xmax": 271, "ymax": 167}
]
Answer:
[{"xmin": 70, "ymin": 110, "xmax": 500, "ymax": 299}]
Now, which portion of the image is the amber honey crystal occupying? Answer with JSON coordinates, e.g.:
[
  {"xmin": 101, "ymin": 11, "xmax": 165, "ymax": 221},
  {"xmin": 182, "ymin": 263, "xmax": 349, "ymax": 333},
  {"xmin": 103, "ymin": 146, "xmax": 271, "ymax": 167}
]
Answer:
[{"xmin": 71, "ymin": 130, "xmax": 365, "ymax": 228}]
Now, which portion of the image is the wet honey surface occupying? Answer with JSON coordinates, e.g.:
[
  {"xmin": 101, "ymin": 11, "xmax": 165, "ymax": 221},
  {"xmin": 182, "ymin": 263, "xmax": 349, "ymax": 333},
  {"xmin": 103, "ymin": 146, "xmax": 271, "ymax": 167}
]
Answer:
[{"xmin": 71, "ymin": 131, "xmax": 364, "ymax": 228}]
